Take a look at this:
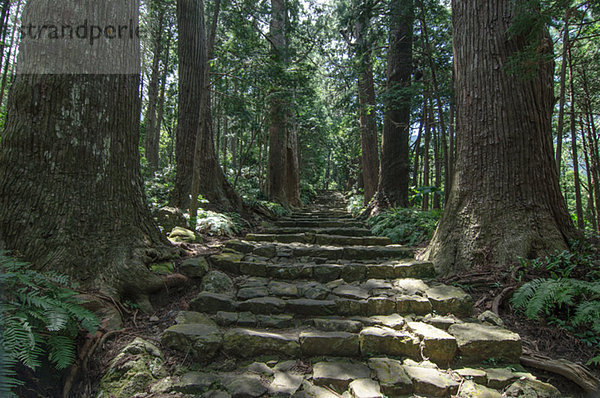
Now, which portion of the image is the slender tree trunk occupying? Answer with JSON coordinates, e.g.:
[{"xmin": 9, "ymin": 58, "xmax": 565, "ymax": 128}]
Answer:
[
  {"xmin": 580, "ymin": 119, "xmax": 597, "ymax": 232},
  {"xmin": 154, "ymin": 31, "xmax": 172, "ymax": 169},
  {"xmin": 0, "ymin": 0, "xmax": 175, "ymax": 309},
  {"xmin": 144, "ymin": 5, "xmax": 165, "ymax": 172},
  {"xmin": 555, "ymin": 11, "xmax": 570, "ymax": 173},
  {"xmin": 432, "ymin": 117, "xmax": 441, "ymax": 210},
  {"xmin": 568, "ymin": 49, "xmax": 583, "ymax": 229},
  {"xmin": 422, "ymin": 97, "xmax": 431, "ymax": 211},
  {"xmin": 358, "ymin": 53, "xmax": 379, "ymax": 205},
  {"xmin": 424, "ymin": 0, "xmax": 576, "ymax": 274},
  {"xmin": 0, "ymin": 0, "xmax": 11, "ymax": 69},
  {"xmin": 581, "ymin": 67, "xmax": 600, "ymax": 233},
  {"xmin": 0, "ymin": 0, "xmax": 20, "ymax": 108},
  {"xmin": 172, "ymin": 0, "xmax": 204, "ymax": 209},
  {"xmin": 369, "ymin": 0, "xmax": 413, "ymax": 214},
  {"xmin": 412, "ymin": 105, "xmax": 425, "ymax": 188}
]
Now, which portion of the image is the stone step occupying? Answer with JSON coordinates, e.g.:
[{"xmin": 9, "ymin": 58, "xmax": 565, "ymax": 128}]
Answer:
[
  {"xmin": 162, "ymin": 311, "xmax": 523, "ymax": 367},
  {"xmin": 290, "ymin": 211, "xmax": 352, "ymax": 218},
  {"xmin": 263, "ymin": 226, "xmax": 373, "ymax": 237},
  {"xmin": 245, "ymin": 233, "xmax": 392, "ymax": 246},
  {"xmin": 210, "ymin": 257, "xmax": 434, "ymax": 283},
  {"xmin": 274, "ymin": 220, "xmax": 365, "ymax": 228},
  {"xmin": 219, "ymin": 242, "xmax": 414, "ymax": 262}
]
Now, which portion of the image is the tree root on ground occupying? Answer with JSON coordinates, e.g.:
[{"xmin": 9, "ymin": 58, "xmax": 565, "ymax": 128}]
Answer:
[{"xmin": 521, "ymin": 351, "xmax": 600, "ymax": 394}]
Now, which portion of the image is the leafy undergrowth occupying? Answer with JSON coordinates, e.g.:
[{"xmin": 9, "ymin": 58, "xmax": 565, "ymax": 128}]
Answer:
[
  {"xmin": 346, "ymin": 193, "xmax": 364, "ymax": 216},
  {"xmin": 368, "ymin": 207, "xmax": 442, "ymax": 246},
  {"xmin": 0, "ymin": 254, "xmax": 99, "ymax": 397},
  {"xmin": 511, "ymin": 242, "xmax": 600, "ymax": 366},
  {"xmin": 192, "ymin": 209, "xmax": 249, "ymax": 236}
]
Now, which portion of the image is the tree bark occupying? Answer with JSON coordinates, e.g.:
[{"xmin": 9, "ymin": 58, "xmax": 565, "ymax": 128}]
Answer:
[
  {"xmin": 568, "ymin": 48, "xmax": 583, "ymax": 229},
  {"xmin": 0, "ymin": 0, "xmax": 176, "ymax": 309},
  {"xmin": 555, "ymin": 11, "xmax": 570, "ymax": 173},
  {"xmin": 0, "ymin": 0, "xmax": 21, "ymax": 108},
  {"xmin": 421, "ymin": 97, "xmax": 431, "ymax": 211},
  {"xmin": 172, "ymin": 0, "xmax": 203, "ymax": 209},
  {"xmin": 369, "ymin": 0, "xmax": 413, "ymax": 214},
  {"xmin": 144, "ymin": 3, "xmax": 165, "ymax": 172},
  {"xmin": 423, "ymin": 0, "xmax": 576, "ymax": 275}
]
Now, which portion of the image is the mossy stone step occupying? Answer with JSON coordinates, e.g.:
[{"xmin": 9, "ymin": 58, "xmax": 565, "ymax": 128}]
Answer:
[
  {"xmin": 275, "ymin": 220, "xmax": 365, "ymax": 228},
  {"xmin": 245, "ymin": 233, "xmax": 392, "ymax": 246},
  {"xmin": 263, "ymin": 227, "xmax": 373, "ymax": 237}
]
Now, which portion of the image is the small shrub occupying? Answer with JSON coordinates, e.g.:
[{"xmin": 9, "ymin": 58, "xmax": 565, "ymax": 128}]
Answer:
[
  {"xmin": 368, "ymin": 207, "xmax": 441, "ymax": 246},
  {"xmin": 0, "ymin": 254, "xmax": 99, "ymax": 396},
  {"xmin": 194, "ymin": 209, "xmax": 245, "ymax": 236},
  {"xmin": 143, "ymin": 165, "xmax": 176, "ymax": 209},
  {"xmin": 260, "ymin": 201, "xmax": 291, "ymax": 218},
  {"xmin": 347, "ymin": 194, "xmax": 364, "ymax": 216}
]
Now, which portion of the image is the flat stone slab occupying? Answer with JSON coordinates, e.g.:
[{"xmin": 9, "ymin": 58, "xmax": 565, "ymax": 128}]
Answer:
[
  {"xmin": 299, "ymin": 331, "xmax": 359, "ymax": 357},
  {"xmin": 394, "ymin": 259, "xmax": 436, "ymax": 278},
  {"xmin": 458, "ymin": 380, "xmax": 502, "ymax": 398},
  {"xmin": 368, "ymin": 358, "xmax": 412, "ymax": 396},
  {"xmin": 269, "ymin": 281, "xmax": 300, "ymax": 297},
  {"xmin": 223, "ymin": 328, "xmax": 300, "ymax": 358},
  {"xmin": 448, "ymin": 323, "xmax": 521, "ymax": 363},
  {"xmin": 369, "ymin": 314, "xmax": 405, "ymax": 330},
  {"xmin": 286, "ymin": 299, "xmax": 337, "ymax": 316},
  {"xmin": 312, "ymin": 318, "xmax": 363, "ymax": 333},
  {"xmin": 425, "ymin": 285, "xmax": 473, "ymax": 317},
  {"xmin": 367, "ymin": 296, "xmax": 396, "ymax": 315},
  {"xmin": 190, "ymin": 292, "xmax": 235, "ymax": 313},
  {"xmin": 174, "ymin": 372, "xmax": 221, "ymax": 394},
  {"xmin": 302, "ymin": 380, "xmax": 340, "ymax": 398},
  {"xmin": 393, "ymin": 278, "xmax": 429, "ymax": 295},
  {"xmin": 312, "ymin": 361, "xmax": 371, "ymax": 392},
  {"xmin": 485, "ymin": 368, "xmax": 519, "ymax": 389},
  {"xmin": 403, "ymin": 366, "xmax": 460, "ymax": 397},
  {"xmin": 224, "ymin": 373, "xmax": 267, "ymax": 398},
  {"xmin": 333, "ymin": 285, "xmax": 370, "ymax": 300},
  {"xmin": 269, "ymin": 371, "xmax": 304, "ymax": 396},
  {"xmin": 349, "ymin": 379, "xmax": 383, "ymax": 398},
  {"xmin": 455, "ymin": 368, "xmax": 487, "ymax": 385},
  {"xmin": 406, "ymin": 322, "xmax": 457, "ymax": 365},
  {"xmin": 396, "ymin": 294, "xmax": 433, "ymax": 315},
  {"xmin": 359, "ymin": 326, "xmax": 420, "ymax": 359},
  {"xmin": 503, "ymin": 378, "xmax": 561, "ymax": 397},
  {"xmin": 237, "ymin": 287, "xmax": 269, "ymax": 300},
  {"xmin": 237, "ymin": 297, "xmax": 286, "ymax": 314},
  {"xmin": 161, "ymin": 323, "xmax": 222, "ymax": 360},
  {"xmin": 210, "ymin": 252, "xmax": 245, "ymax": 273}
]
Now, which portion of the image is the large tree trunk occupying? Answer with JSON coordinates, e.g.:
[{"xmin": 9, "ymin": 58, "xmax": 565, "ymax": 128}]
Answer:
[
  {"xmin": 144, "ymin": 3, "xmax": 165, "ymax": 172},
  {"xmin": 369, "ymin": 0, "xmax": 412, "ymax": 214},
  {"xmin": 423, "ymin": 0, "xmax": 576, "ymax": 275},
  {"xmin": 0, "ymin": 0, "xmax": 176, "ymax": 309},
  {"xmin": 172, "ymin": 0, "xmax": 203, "ymax": 209}
]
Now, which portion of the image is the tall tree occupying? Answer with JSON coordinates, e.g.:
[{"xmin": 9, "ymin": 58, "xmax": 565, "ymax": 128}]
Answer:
[
  {"xmin": 267, "ymin": 0, "xmax": 301, "ymax": 207},
  {"xmin": 423, "ymin": 0, "xmax": 576, "ymax": 274},
  {"xmin": 369, "ymin": 0, "xmax": 413, "ymax": 213},
  {"xmin": 0, "ymin": 0, "xmax": 175, "ymax": 309}
]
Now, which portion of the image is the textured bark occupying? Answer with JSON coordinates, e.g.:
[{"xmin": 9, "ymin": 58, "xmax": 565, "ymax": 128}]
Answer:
[
  {"xmin": 358, "ymin": 54, "xmax": 379, "ymax": 206},
  {"xmin": 267, "ymin": 0, "xmax": 300, "ymax": 207},
  {"xmin": 0, "ymin": 0, "xmax": 21, "ymax": 108},
  {"xmin": 555, "ymin": 11, "xmax": 570, "ymax": 173},
  {"xmin": 144, "ymin": 4, "xmax": 165, "ymax": 171},
  {"xmin": 568, "ymin": 49, "xmax": 583, "ymax": 229},
  {"xmin": 172, "ymin": 0, "xmax": 203, "ymax": 209},
  {"xmin": 0, "ymin": 1, "xmax": 175, "ymax": 306},
  {"xmin": 421, "ymin": 98, "xmax": 431, "ymax": 211},
  {"xmin": 423, "ymin": 0, "xmax": 576, "ymax": 275},
  {"xmin": 369, "ymin": 0, "xmax": 412, "ymax": 214}
]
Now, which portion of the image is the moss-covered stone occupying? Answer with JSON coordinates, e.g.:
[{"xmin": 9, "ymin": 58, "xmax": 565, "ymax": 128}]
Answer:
[
  {"xmin": 368, "ymin": 358, "xmax": 412, "ymax": 396},
  {"xmin": 161, "ymin": 321, "xmax": 222, "ymax": 360},
  {"xmin": 169, "ymin": 226, "xmax": 200, "ymax": 243},
  {"xmin": 426, "ymin": 285, "xmax": 473, "ymax": 317},
  {"xmin": 299, "ymin": 331, "xmax": 360, "ymax": 357},
  {"xmin": 151, "ymin": 262, "xmax": 174, "ymax": 275},
  {"xmin": 503, "ymin": 379, "xmax": 561, "ymax": 397},
  {"xmin": 201, "ymin": 271, "xmax": 234, "ymax": 295},
  {"xmin": 223, "ymin": 328, "xmax": 300, "ymax": 358},
  {"xmin": 209, "ymin": 252, "xmax": 245, "ymax": 273},
  {"xmin": 179, "ymin": 257, "xmax": 210, "ymax": 279},
  {"xmin": 359, "ymin": 326, "xmax": 420, "ymax": 359}
]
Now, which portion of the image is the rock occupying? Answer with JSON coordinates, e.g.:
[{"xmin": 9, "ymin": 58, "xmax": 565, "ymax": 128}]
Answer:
[
  {"xmin": 269, "ymin": 281, "xmax": 300, "ymax": 297},
  {"xmin": 478, "ymin": 310, "xmax": 505, "ymax": 327},
  {"xmin": 169, "ymin": 226, "xmax": 199, "ymax": 243},
  {"xmin": 240, "ymin": 261, "xmax": 268, "ymax": 277},
  {"xmin": 362, "ymin": 279, "xmax": 393, "ymax": 291},
  {"xmin": 161, "ymin": 322, "xmax": 222, "ymax": 360},
  {"xmin": 267, "ymin": 264, "xmax": 313, "ymax": 279},
  {"xmin": 175, "ymin": 311, "xmax": 213, "ymax": 325},
  {"xmin": 312, "ymin": 318, "xmax": 363, "ymax": 333},
  {"xmin": 457, "ymin": 380, "xmax": 502, "ymax": 398},
  {"xmin": 332, "ymin": 285, "xmax": 370, "ymax": 300},
  {"xmin": 335, "ymin": 298, "xmax": 368, "ymax": 316},
  {"xmin": 269, "ymin": 371, "xmax": 304, "ymax": 396},
  {"xmin": 359, "ymin": 326, "xmax": 420, "ymax": 359},
  {"xmin": 455, "ymin": 368, "xmax": 487, "ymax": 385},
  {"xmin": 237, "ymin": 287, "xmax": 269, "ymax": 300},
  {"xmin": 365, "ymin": 264, "xmax": 396, "ymax": 279},
  {"xmin": 367, "ymin": 297, "xmax": 396, "ymax": 315},
  {"xmin": 425, "ymin": 285, "xmax": 473, "ymax": 317},
  {"xmin": 394, "ymin": 259, "xmax": 436, "ymax": 278},
  {"xmin": 313, "ymin": 264, "xmax": 343, "ymax": 282},
  {"xmin": 299, "ymin": 331, "xmax": 360, "ymax": 356},
  {"xmin": 406, "ymin": 322, "xmax": 457, "ymax": 365},
  {"xmin": 216, "ymin": 311, "xmax": 239, "ymax": 326},
  {"xmin": 341, "ymin": 264, "xmax": 366, "ymax": 282},
  {"xmin": 151, "ymin": 262, "xmax": 174, "ymax": 275},
  {"xmin": 349, "ymin": 379, "xmax": 383, "ymax": 398},
  {"xmin": 154, "ymin": 207, "xmax": 188, "ymax": 232},
  {"xmin": 225, "ymin": 239, "xmax": 256, "ymax": 254},
  {"xmin": 203, "ymin": 391, "xmax": 232, "ymax": 398},
  {"xmin": 238, "ymin": 297, "xmax": 286, "ymax": 314},
  {"xmin": 403, "ymin": 359, "xmax": 438, "ymax": 368},
  {"xmin": 393, "ymin": 278, "xmax": 429, "ymax": 295},
  {"xmin": 254, "ymin": 244, "xmax": 277, "ymax": 258},
  {"xmin": 201, "ymin": 271, "xmax": 234, "ymax": 295},
  {"xmin": 224, "ymin": 373, "xmax": 268, "ymax": 398},
  {"xmin": 286, "ymin": 299, "xmax": 337, "ymax": 316},
  {"xmin": 173, "ymin": 372, "xmax": 221, "ymax": 394},
  {"xmin": 302, "ymin": 380, "xmax": 339, "ymax": 398},
  {"xmin": 422, "ymin": 314, "xmax": 460, "ymax": 330},
  {"xmin": 190, "ymin": 292, "xmax": 235, "ymax": 313},
  {"xmin": 403, "ymin": 366, "xmax": 460, "ymax": 397},
  {"xmin": 179, "ymin": 257, "xmax": 210, "ymax": 279},
  {"xmin": 248, "ymin": 362, "xmax": 275, "ymax": 376},
  {"xmin": 395, "ymin": 294, "xmax": 432, "ymax": 315},
  {"xmin": 503, "ymin": 379, "xmax": 561, "ymax": 397},
  {"xmin": 97, "ymin": 338, "xmax": 167, "ymax": 398},
  {"xmin": 257, "ymin": 314, "xmax": 295, "ymax": 329},
  {"xmin": 223, "ymin": 328, "xmax": 300, "ymax": 358},
  {"xmin": 369, "ymin": 314, "xmax": 405, "ymax": 330},
  {"xmin": 302, "ymin": 283, "xmax": 330, "ymax": 300},
  {"xmin": 239, "ymin": 277, "xmax": 269, "ymax": 288},
  {"xmin": 210, "ymin": 252, "xmax": 245, "ymax": 273},
  {"xmin": 448, "ymin": 323, "xmax": 521, "ymax": 363},
  {"xmin": 312, "ymin": 361, "xmax": 371, "ymax": 392},
  {"xmin": 484, "ymin": 368, "xmax": 519, "ymax": 389},
  {"xmin": 149, "ymin": 376, "xmax": 179, "ymax": 394},
  {"xmin": 238, "ymin": 312, "xmax": 258, "ymax": 327},
  {"xmin": 368, "ymin": 358, "xmax": 412, "ymax": 396}
]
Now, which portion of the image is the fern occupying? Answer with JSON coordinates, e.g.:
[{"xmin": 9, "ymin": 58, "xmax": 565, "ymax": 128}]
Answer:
[{"xmin": 0, "ymin": 253, "xmax": 99, "ymax": 393}]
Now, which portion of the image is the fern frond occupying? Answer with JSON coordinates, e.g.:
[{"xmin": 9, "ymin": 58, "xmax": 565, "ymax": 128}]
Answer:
[{"xmin": 47, "ymin": 335, "xmax": 76, "ymax": 370}]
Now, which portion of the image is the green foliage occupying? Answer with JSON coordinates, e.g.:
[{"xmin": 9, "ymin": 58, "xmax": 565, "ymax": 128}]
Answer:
[
  {"xmin": 143, "ymin": 165, "xmax": 176, "ymax": 209},
  {"xmin": 0, "ymin": 254, "xmax": 99, "ymax": 395},
  {"xmin": 260, "ymin": 201, "xmax": 291, "ymax": 218},
  {"xmin": 193, "ymin": 209, "xmax": 246, "ymax": 236},
  {"xmin": 346, "ymin": 194, "xmax": 364, "ymax": 216},
  {"xmin": 513, "ymin": 244, "xmax": 600, "ymax": 365},
  {"xmin": 368, "ymin": 207, "xmax": 442, "ymax": 246},
  {"xmin": 300, "ymin": 181, "xmax": 318, "ymax": 205}
]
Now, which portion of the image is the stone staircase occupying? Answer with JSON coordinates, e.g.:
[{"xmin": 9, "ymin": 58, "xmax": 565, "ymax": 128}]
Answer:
[{"xmin": 100, "ymin": 192, "xmax": 565, "ymax": 397}]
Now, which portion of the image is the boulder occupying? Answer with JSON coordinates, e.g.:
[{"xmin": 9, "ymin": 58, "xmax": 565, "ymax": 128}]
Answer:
[
  {"xmin": 210, "ymin": 252, "xmax": 245, "ymax": 273},
  {"xmin": 448, "ymin": 323, "xmax": 521, "ymax": 364},
  {"xmin": 154, "ymin": 206, "xmax": 188, "ymax": 232},
  {"xmin": 368, "ymin": 358, "xmax": 412, "ymax": 396},
  {"xmin": 201, "ymin": 271, "xmax": 234, "ymax": 295},
  {"xmin": 179, "ymin": 257, "xmax": 210, "ymax": 279},
  {"xmin": 169, "ymin": 226, "xmax": 199, "ymax": 243},
  {"xmin": 406, "ymin": 322, "xmax": 457, "ymax": 365},
  {"xmin": 224, "ymin": 373, "xmax": 268, "ymax": 398},
  {"xmin": 190, "ymin": 292, "xmax": 235, "ymax": 313},
  {"xmin": 269, "ymin": 371, "xmax": 304, "ymax": 396},
  {"xmin": 457, "ymin": 380, "xmax": 502, "ymax": 398},
  {"xmin": 503, "ymin": 379, "xmax": 561, "ymax": 397}
]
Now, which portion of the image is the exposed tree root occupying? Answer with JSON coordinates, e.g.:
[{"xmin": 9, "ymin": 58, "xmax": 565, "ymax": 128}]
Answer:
[
  {"xmin": 521, "ymin": 351, "xmax": 600, "ymax": 394},
  {"xmin": 492, "ymin": 286, "xmax": 514, "ymax": 315}
]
